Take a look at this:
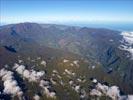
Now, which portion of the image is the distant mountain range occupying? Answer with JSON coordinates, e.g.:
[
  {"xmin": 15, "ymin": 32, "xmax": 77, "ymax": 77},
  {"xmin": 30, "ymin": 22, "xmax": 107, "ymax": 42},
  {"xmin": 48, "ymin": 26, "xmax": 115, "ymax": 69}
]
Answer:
[{"xmin": 0, "ymin": 22, "xmax": 133, "ymax": 100}]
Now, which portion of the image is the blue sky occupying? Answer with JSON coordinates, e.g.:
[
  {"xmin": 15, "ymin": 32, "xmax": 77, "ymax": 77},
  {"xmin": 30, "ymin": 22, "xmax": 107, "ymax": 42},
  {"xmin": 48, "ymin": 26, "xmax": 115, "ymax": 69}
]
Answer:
[{"xmin": 0, "ymin": 0, "xmax": 133, "ymax": 24}]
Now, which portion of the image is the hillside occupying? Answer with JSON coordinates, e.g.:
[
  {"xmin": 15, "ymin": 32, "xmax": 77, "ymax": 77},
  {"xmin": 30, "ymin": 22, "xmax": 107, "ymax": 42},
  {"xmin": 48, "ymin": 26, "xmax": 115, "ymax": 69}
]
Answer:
[{"xmin": 0, "ymin": 23, "xmax": 133, "ymax": 100}]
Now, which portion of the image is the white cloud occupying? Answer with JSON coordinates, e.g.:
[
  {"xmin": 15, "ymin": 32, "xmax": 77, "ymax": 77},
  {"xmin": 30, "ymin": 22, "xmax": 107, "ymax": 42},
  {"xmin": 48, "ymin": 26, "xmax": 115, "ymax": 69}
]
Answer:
[
  {"xmin": 90, "ymin": 79, "xmax": 127, "ymax": 100},
  {"xmin": 121, "ymin": 32, "xmax": 133, "ymax": 44},
  {"xmin": 63, "ymin": 59, "xmax": 69, "ymax": 63},
  {"xmin": 39, "ymin": 80, "xmax": 56, "ymax": 98},
  {"xmin": 119, "ymin": 31, "xmax": 133, "ymax": 59},
  {"xmin": 13, "ymin": 63, "xmax": 45, "ymax": 82},
  {"xmin": 92, "ymin": 79, "xmax": 97, "ymax": 83},
  {"xmin": 107, "ymin": 86, "xmax": 120, "ymax": 100},
  {"xmin": 96, "ymin": 83, "xmax": 109, "ymax": 94},
  {"xmin": 23, "ymin": 70, "xmax": 30, "ymax": 79},
  {"xmin": 128, "ymin": 95, "xmax": 133, "ymax": 100},
  {"xmin": 39, "ymin": 80, "xmax": 49, "ymax": 87},
  {"xmin": 119, "ymin": 95, "xmax": 133, "ymax": 100},
  {"xmin": 13, "ymin": 63, "xmax": 56, "ymax": 98},
  {"xmin": 74, "ymin": 85, "xmax": 80, "ymax": 93},
  {"xmin": 43, "ymin": 87, "xmax": 56, "ymax": 98},
  {"xmin": 73, "ymin": 60, "xmax": 79, "ymax": 67},
  {"xmin": 90, "ymin": 89, "xmax": 102, "ymax": 96},
  {"xmin": 64, "ymin": 69, "xmax": 75, "ymax": 76},
  {"xmin": 73, "ymin": 60, "xmax": 78, "ymax": 64},
  {"xmin": 40, "ymin": 60, "xmax": 46, "ymax": 67},
  {"xmin": 90, "ymin": 78, "xmax": 121, "ymax": 99},
  {"xmin": 0, "ymin": 68, "xmax": 23, "ymax": 98},
  {"xmin": 33, "ymin": 94, "xmax": 40, "ymax": 100},
  {"xmin": 14, "ymin": 64, "xmax": 25, "ymax": 75}
]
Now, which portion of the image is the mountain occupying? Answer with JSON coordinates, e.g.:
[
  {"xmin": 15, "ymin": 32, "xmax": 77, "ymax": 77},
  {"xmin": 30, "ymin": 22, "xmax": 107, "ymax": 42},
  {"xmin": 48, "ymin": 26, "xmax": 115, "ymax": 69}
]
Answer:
[{"xmin": 0, "ymin": 22, "xmax": 133, "ymax": 100}]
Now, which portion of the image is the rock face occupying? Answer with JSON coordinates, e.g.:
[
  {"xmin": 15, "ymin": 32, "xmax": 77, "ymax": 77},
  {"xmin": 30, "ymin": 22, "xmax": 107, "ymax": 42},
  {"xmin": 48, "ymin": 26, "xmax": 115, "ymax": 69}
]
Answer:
[{"xmin": 0, "ymin": 22, "xmax": 133, "ymax": 96}]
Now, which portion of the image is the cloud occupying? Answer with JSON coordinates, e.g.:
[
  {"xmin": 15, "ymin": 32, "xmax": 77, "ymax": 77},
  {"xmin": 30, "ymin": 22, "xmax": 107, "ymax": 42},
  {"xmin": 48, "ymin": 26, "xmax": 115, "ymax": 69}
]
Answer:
[
  {"xmin": 96, "ymin": 83, "xmax": 109, "ymax": 94},
  {"xmin": 64, "ymin": 69, "xmax": 75, "ymax": 76},
  {"xmin": 90, "ymin": 80, "xmax": 120, "ymax": 100},
  {"xmin": 92, "ymin": 79, "xmax": 97, "ymax": 83},
  {"xmin": 74, "ymin": 85, "xmax": 80, "ymax": 93},
  {"xmin": 63, "ymin": 59, "xmax": 69, "ymax": 63},
  {"xmin": 90, "ymin": 89, "xmax": 102, "ymax": 96},
  {"xmin": 40, "ymin": 60, "xmax": 47, "ymax": 67},
  {"xmin": 33, "ymin": 94, "xmax": 40, "ymax": 100},
  {"xmin": 13, "ymin": 63, "xmax": 56, "ymax": 98},
  {"xmin": 121, "ymin": 32, "xmax": 133, "ymax": 45},
  {"xmin": 43, "ymin": 87, "xmax": 56, "ymax": 98},
  {"xmin": 107, "ymin": 86, "xmax": 120, "ymax": 100},
  {"xmin": 73, "ymin": 60, "xmax": 79, "ymax": 67},
  {"xmin": 128, "ymin": 95, "xmax": 133, "ymax": 100},
  {"xmin": 14, "ymin": 64, "xmax": 25, "ymax": 75},
  {"xmin": 13, "ymin": 63, "xmax": 45, "ymax": 82},
  {"xmin": 0, "ymin": 68, "xmax": 23, "ymax": 98},
  {"xmin": 39, "ymin": 80, "xmax": 56, "ymax": 98},
  {"xmin": 120, "ymin": 31, "xmax": 133, "ymax": 59},
  {"xmin": 89, "ymin": 79, "xmax": 133, "ymax": 100}
]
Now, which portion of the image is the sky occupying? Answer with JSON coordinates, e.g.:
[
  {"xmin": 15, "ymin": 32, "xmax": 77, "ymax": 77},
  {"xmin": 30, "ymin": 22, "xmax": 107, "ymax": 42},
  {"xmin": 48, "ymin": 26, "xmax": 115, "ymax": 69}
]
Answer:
[{"xmin": 0, "ymin": 0, "xmax": 133, "ymax": 24}]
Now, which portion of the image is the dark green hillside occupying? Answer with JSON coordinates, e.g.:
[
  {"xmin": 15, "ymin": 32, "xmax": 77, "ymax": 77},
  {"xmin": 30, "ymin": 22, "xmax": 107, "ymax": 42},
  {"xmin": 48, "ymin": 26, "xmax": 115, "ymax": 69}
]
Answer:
[{"xmin": 0, "ymin": 42, "xmax": 132, "ymax": 100}]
